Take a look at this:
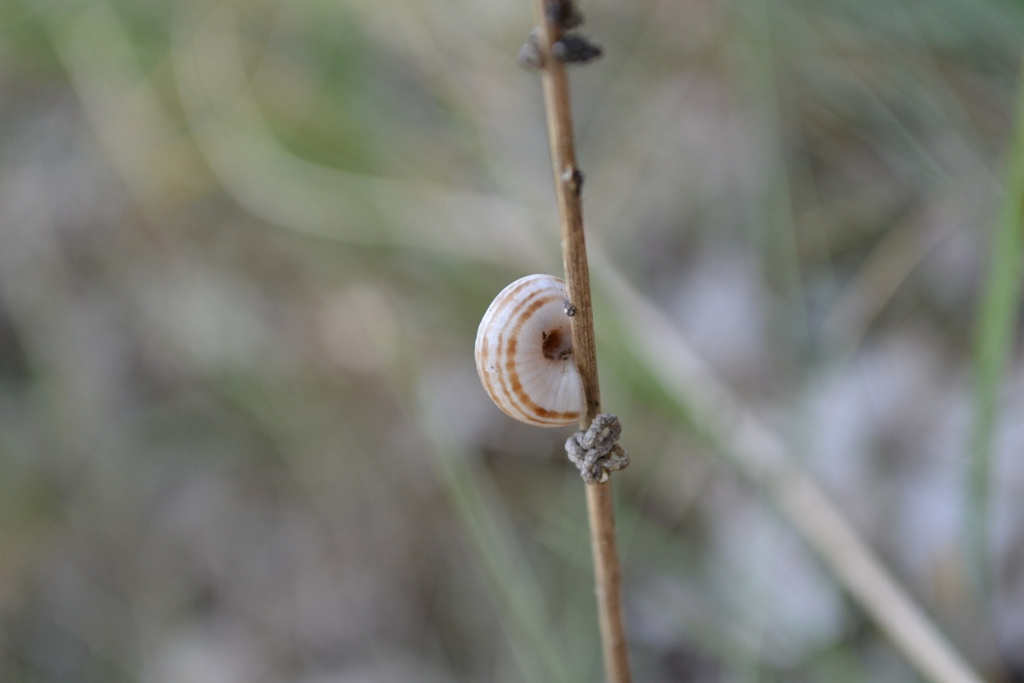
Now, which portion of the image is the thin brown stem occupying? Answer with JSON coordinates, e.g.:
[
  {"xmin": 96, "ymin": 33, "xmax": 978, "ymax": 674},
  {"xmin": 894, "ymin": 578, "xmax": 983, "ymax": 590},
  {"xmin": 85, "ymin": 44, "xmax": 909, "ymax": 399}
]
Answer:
[
  {"xmin": 533, "ymin": 10, "xmax": 600, "ymax": 420},
  {"xmin": 585, "ymin": 483, "xmax": 631, "ymax": 683},
  {"xmin": 529, "ymin": 2, "xmax": 631, "ymax": 682}
]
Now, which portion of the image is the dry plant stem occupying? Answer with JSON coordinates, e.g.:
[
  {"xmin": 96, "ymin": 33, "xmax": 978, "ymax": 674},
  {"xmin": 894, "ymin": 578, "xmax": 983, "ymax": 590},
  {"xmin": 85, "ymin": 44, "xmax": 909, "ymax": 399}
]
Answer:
[
  {"xmin": 530, "ymin": 2, "xmax": 631, "ymax": 682},
  {"xmin": 534, "ymin": 18, "xmax": 600, "ymax": 414},
  {"xmin": 585, "ymin": 483, "xmax": 631, "ymax": 683}
]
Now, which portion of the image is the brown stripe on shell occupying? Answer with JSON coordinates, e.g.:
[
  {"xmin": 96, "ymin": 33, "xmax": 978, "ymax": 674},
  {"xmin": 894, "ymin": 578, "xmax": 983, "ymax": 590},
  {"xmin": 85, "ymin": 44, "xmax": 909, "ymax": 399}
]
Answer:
[
  {"xmin": 499, "ymin": 296, "xmax": 581, "ymax": 424},
  {"xmin": 491, "ymin": 291, "xmax": 560, "ymax": 422}
]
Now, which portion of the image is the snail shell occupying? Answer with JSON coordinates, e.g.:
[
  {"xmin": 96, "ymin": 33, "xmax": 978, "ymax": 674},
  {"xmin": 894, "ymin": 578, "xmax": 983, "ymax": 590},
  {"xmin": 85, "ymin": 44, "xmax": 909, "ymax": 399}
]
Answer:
[{"xmin": 475, "ymin": 274, "xmax": 585, "ymax": 427}]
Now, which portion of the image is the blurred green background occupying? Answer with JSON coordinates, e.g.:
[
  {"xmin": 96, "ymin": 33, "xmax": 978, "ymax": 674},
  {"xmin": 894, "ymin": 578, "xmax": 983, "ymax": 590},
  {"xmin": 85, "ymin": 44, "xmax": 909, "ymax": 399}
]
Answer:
[{"xmin": 2, "ymin": 0, "xmax": 1024, "ymax": 680}]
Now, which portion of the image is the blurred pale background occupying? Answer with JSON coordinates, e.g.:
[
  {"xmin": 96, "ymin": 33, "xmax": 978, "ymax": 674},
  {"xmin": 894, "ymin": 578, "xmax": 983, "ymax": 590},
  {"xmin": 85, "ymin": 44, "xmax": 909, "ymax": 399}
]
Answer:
[{"xmin": 2, "ymin": 0, "xmax": 1024, "ymax": 681}]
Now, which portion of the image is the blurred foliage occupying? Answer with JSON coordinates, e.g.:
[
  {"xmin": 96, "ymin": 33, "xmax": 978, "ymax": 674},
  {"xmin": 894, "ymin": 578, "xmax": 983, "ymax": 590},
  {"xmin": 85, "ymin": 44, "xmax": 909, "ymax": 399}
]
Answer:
[{"xmin": 1, "ymin": 0, "xmax": 1024, "ymax": 681}]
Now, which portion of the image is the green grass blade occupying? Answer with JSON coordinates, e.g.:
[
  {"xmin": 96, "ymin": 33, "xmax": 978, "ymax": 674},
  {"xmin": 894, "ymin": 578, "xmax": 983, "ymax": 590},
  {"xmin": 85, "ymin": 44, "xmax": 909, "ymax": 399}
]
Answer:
[{"xmin": 964, "ymin": 59, "xmax": 1024, "ymax": 600}]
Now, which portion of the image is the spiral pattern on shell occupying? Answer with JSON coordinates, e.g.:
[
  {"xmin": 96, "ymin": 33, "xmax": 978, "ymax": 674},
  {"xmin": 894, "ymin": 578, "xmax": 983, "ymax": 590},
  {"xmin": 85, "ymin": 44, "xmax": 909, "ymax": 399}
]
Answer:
[{"xmin": 475, "ymin": 274, "xmax": 585, "ymax": 427}]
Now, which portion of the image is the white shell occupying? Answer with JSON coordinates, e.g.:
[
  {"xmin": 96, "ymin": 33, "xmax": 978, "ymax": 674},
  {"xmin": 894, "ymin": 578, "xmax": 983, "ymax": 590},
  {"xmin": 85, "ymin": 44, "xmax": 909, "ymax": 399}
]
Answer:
[{"xmin": 475, "ymin": 274, "xmax": 585, "ymax": 427}]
